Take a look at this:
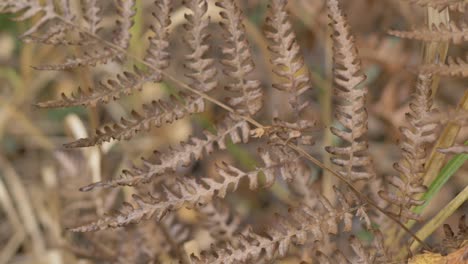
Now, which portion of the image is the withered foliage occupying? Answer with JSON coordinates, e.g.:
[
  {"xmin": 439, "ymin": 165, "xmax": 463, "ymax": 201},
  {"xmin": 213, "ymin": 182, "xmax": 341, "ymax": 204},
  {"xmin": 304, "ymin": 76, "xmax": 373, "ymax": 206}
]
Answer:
[{"xmin": 1, "ymin": 0, "xmax": 467, "ymax": 263}]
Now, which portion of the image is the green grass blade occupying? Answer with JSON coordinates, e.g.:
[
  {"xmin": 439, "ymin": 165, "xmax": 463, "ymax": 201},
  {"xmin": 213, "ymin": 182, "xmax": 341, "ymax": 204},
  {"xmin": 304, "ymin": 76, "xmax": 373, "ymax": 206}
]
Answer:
[{"xmin": 414, "ymin": 140, "xmax": 468, "ymax": 215}]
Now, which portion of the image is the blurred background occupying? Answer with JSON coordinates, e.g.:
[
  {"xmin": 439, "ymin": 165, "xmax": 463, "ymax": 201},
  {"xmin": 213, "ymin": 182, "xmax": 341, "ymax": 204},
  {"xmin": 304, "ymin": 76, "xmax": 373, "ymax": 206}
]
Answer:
[{"xmin": 0, "ymin": 0, "xmax": 466, "ymax": 263}]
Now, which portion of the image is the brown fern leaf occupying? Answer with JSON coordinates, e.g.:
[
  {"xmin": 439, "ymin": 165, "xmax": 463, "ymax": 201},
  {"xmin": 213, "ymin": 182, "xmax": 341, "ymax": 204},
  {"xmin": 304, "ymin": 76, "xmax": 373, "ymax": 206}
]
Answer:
[
  {"xmin": 23, "ymin": 0, "xmax": 93, "ymax": 45},
  {"xmin": 0, "ymin": 0, "xmax": 57, "ymax": 38},
  {"xmin": 64, "ymin": 93, "xmax": 204, "ymax": 148},
  {"xmin": 145, "ymin": 0, "xmax": 172, "ymax": 71},
  {"xmin": 420, "ymin": 55, "xmax": 468, "ymax": 77},
  {"xmin": 23, "ymin": 22, "xmax": 78, "ymax": 45},
  {"xmin": 325, "ymin": 0, "xmax": 376, "ymax": 182},
  {"xmin": 79, "ymin": 117, "xmax": 250, "ymax": 191},
  {"xmin": 159, "ymin": 213, "xmax": 192, "ymax": 249},
  {"xmin": 71, "ymin": 148, "xmax": 304, "ymax": 232},
  {"xmin": 438, "ymin": 144, "xmax": 468, "ymax": 154},
  {"xmin": 216, "ymin": 0, "xmax": 263, "ymax": 116},
  {"xmin": 440, "ymin": 215, "xmax": 467, "ymax": 253},
  {"xmin": 389, "ymin": 22, "xmax": 468, "ymax": 44},
  {"xmin": 315, "ymin": 250, "xmax": 350, "ymax": 264},
  {"xmin": 113, "ymin": 0, "xmax": 135, "ymax": 50},
  {"xmin": 315, "ymin": 230, "xmax": 387, "ymax": 264},
  {"xmin": 184, "ymin": 0, "xmax": 217, "ymax": 93},
  {"xmin": 404, "ymin": 0, "xmax": 468, "ymax": 11},
  {"xmin": 348, "ymin": 235, "xmax": 379, "ymax": 264},
  {"xmin": 268, "ymin": 118, "xmax": 316, "ymax": 146},
  {"xmin": 198, "ymin": 201, "xmax": 242, "ymax": 242},
  {"xmin": 33, "ymin": 0, "xmax": 136, "ymax": 70},
  {"xmin": 265, "ymin": 0, "xmax": 312, "ymax": 114},
  {"xmin": 193, "ymin": 201, "xmax": 365, "ymax": 264},
  {"xmin": 419, "ymin": 109, "xmax": 468, "ymax": 126},
  {"xmin": 379, "ymin": 74, "xmax": 438, "ymax": 222},
  {"xmin": 82, "ymin": 0, "xmax": 102, "ymax": 35},
  {"xmin": 36, "ymin": 67, "xmax": 156, "ymax": 108},
  {"xmin": 33, "ymin": 47, "xmax": 119, "ymax": 70}
]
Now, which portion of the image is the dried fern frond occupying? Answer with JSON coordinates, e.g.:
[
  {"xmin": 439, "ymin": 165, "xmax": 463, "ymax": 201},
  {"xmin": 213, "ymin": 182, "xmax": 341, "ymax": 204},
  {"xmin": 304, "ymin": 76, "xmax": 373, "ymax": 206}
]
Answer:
[
  {"xmin": 440, "ymin": 215, "xmax": 467, "ymax": 253},
  {"xmin": 82, "ymin": 0, "xmax": 102, "ymax": 35},
  {"xmin": 379, "ymin": 74, "xmax": 438, "ymax": 222},
  {"xmin": 389, "ymin": 22, "xmax": 468, "ymax": 44},
  {"xmin": 34, "ymin": 47, "xmax": 120, "ymax": 70},
  {"xmin": 79, "ymin": 117, "xmax": 250, "ymax": 191},
  {"xmin": 216, "ymin": 0, "xmax": 263, "ymax": 116},
  {"xmin": 64, "ymin": 93, "xmax": 205, "ymax": 148},
  {"xmin": 72, "ymin": 148, "xmax": 304, "ymax": 232},
  {"xmin": 198, "ymin": 201, "xmax": 242, "ymax": 242},
  {"xmin": 325, "ymin": 0, "xmax": 376, "ymax": 182},
  {"xmin": 33, "ymin": 0, "xmax": 136, "ymax": 70},
  {"xmin": 159, "ymin": 213, "xmax": 192, "ymax": 252},
  {"xmin": 404, "ymin": 0, "xmax": 468, "ymax": 11},
  {"xmin": 422, "ymin": 110, "xmax": 468, "ymax": 127},
  {"xmin": 265, "ymin": 0, "xmax": 312, "ymax": 114},
  {"xmin": 0, "ymin": 0, "xmax": 57, "ymax": 38},
  {"xmin": 145, "ymin": 0, "xmax": 172, "ymax": 72},
  {"xmin": 194, "ymin": 199, "xmax": 368, "ymax": 264},
  {"xmin": 438, "ymin": 144, "xmax": 468, "ymax": 154},
  {"xmin": 420, "ymin": 55, "xmax": 468, "ymax": 77},
  {"xmin": 268, "ymin": 118, "xmax": 316, "ymax": 146},
  {"xmin": 113, "ymin": 0, "xmax": 136, "ymax": 50},
  {"xmin": 315, "ymin": 250, "xmax": 350, "ymax": 264},
  {"xmin": 24, "ymin": 22, "xmax": 87, "ymax": 45},
  {"xmin": 184, "ymin": 0, "xmax": 217, "ymax": 93},
  {"xmin": 316, "ymin": 231, "xmax": 388, "ymax": 264},
  {"xmin": 37, "ymin": 67, "xmax": 156, "ymax": 107}
]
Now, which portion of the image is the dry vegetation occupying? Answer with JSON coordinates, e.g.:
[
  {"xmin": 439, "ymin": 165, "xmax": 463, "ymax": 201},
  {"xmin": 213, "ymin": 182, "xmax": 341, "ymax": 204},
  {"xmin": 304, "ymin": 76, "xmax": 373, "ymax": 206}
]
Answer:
[{"xmin": 0, "ymin": 0, "xmax": 467, "ymax": 263}]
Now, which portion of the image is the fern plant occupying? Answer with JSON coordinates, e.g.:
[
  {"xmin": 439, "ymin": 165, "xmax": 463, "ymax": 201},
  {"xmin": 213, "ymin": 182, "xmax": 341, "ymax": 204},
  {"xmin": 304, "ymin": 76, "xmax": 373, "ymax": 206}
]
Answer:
[{"xmin": 1, "ymin": 0, "xmax": 467, "ymax": 263}]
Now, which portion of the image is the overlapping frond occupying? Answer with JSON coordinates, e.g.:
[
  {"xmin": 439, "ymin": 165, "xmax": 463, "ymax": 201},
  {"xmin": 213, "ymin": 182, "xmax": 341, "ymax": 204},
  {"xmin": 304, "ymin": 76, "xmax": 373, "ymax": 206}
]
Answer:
[
  {"xmin": 194, "ymin": 194, "xmax": 371, "ymax": 264},
  {"xmin": 198, "ymin": 201, "xmax": 242, "ymax": 242},
  {"xmin": 404, "ymin": 0, "xmax": 468, "ymax": 11},
  {"xmin": 82, "ymin": 0, "xmax": 102, "ymax": 34},
  {"xmin": 33, "ymin": 0, "xmax": 136, "ymax": 70},
  {"xmin": 184, "ymin": 0, "xmax": 217, "ymax": 93},
  {"xmin": 34, "ymin": 47, "xmax": 119, "ymax": 70},
  {"xmin": 379, "ymin": 74, "xmax": 438, "ymax": 222},
  {"xmin": 79, "ymin": 117, "xmax": 250, "ymax": 191},
  {"xmin": 113, "ymin": 0, "xmax": 136, "ymax": 50},
  {"xmin": 389, "ymin": 22, "xmax": 468, "ymax": 44},
  {"xmin": 159, "ymin": 213, "xmax": 192, "ymax": 248},
  {"xmin": 317, "ymin": 233, "xmax": 387, "ymax": 264},
  {"xmin": 64, "ymin": 93, "xmax": 205, "ymax": 148},
  {"xmin": 440, "ymin": 215, "xmax": 467, "ymax": 253},
  {"xmin": 216, "ymin": 0, "xmax": 263, "ymax": 116},
  {"xmin": 420, "ymin": 55, "xmax": 468, "ymax": 77},
  {"xmin": 71, "ymin": 148, "xmax": 303, "ymax": 232},
  {"xmin": 145, "ymin": 0, "xmax": 172, "ymax": 71},
  {"xmin": 37, "ymin": 67, "xmax": 157, "ymax": 107},
  {"xmin": 265, "ymin": 0, "xmax": 312, "ymax": 114},
  {"xmin": 0, "ymin": 0, "xmax": 57, "ymax": 38},
  {"xmin": 325, "ymin": 0, "xmax": 376, "ymax": 182},
  {"xmin": 438, "ymin": 144, "xmax": 468, "ymax": 154}
]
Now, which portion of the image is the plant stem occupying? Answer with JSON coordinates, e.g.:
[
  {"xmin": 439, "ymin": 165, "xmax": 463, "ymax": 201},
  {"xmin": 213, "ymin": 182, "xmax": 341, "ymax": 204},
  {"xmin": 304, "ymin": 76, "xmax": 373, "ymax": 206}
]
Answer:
[{"xmin": 410, "ymin": 185, "xmax": 468, "ymax": 252}]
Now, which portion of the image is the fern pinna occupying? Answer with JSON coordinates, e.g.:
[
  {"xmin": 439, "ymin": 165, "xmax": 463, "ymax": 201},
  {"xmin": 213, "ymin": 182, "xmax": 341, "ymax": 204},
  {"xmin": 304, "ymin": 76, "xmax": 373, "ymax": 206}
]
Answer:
[{"xmin": 1, "ymin": 0, "xmax": 467, "ymax": 263}]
